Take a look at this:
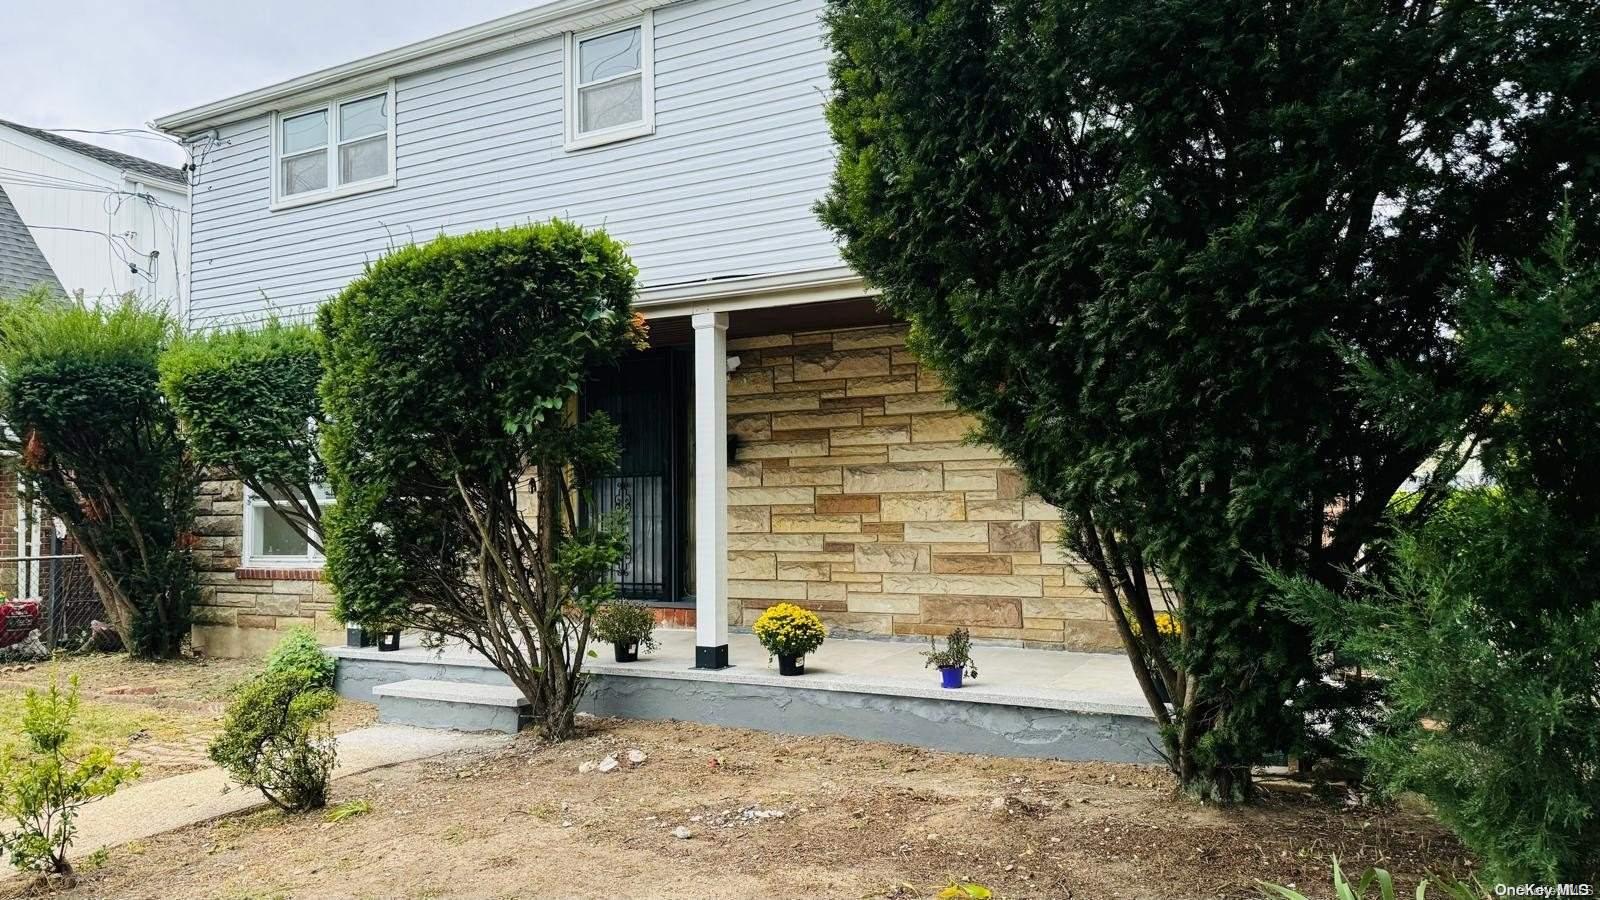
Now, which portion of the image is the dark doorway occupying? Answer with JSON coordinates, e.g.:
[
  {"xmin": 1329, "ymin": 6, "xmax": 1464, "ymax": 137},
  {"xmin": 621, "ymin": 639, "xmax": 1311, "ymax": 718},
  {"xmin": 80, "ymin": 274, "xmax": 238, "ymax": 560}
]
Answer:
[{"xmin": 580, "ymin": 349, "xmax": 689, "ymax": 602}]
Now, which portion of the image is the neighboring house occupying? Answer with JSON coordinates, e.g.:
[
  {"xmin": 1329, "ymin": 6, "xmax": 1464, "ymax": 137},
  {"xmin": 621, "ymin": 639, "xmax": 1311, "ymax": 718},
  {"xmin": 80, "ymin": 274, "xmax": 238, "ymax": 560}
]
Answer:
[
  {"xmin": 0, "ymin": 182, "xmax": 63, "ymax": 600},
  {"xmin": 0, "ymin": 119, "xmax": 188, "ymax": 313},
  {"xmin": 154, "ymin": 0, "xmax": 1116, "ymax": 660}
]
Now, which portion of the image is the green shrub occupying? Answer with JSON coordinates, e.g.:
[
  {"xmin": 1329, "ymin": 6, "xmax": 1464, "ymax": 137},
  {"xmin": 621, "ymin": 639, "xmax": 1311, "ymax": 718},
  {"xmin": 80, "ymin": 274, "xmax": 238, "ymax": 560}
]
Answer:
[
  {"xmin": 593, "ymin": 599, "xmax": 658, "ymax": 652},
  {"xmin": 0, "ymin": 676, "xmax": 139, "ymax": 875},
  {"xmin": 1270, "ymin": 223, "xmax": 1600, "ymax": 884},
  {"xmin": 817, "ymin": 0, "xmax": 1600, "ymax": 802},
  {"xmin": 0, "ymin": 293, "xmax": 199, "ymax": 658},
  {"xmin": 209, "ymin": 668, "xmax": 338, "ymax": 812},
  {"xmin": 263, "ymin": 628, "xmax": 335, "ymax": 689},
  {"xmin": 318, "ymin": 221, "xmax": 642, "ymax": 741},
  {"xmin": 160, "ymin": 319, "xmax": 326, "ymax": 552}
]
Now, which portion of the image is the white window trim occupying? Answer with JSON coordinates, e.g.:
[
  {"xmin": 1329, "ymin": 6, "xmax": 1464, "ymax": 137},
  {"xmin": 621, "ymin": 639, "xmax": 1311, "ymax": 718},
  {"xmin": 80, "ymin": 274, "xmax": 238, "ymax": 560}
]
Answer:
[
  {"xmin": 564, "ymin": 13, "xmax": 655, "ymax": 152},
  {"xmin": 242, "ymin": 487, "xmax": 331, "ymax": 569},
  {"xmin": 269, "ymin": 81, "xmax": 398, "ymax": 211}
]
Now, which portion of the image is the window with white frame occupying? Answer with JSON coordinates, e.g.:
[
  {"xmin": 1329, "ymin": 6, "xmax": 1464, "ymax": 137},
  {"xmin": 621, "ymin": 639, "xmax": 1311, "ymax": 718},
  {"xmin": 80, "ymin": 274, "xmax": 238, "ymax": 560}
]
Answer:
[
  {"xmin": 273, "ymin": 85, "xmax": 395, "ymax": 207},
  {"xmin": 565, "ymin": 14, "xmax": 654, "ymax": 150},
  {"xmin": 243, "ymin": 487, "xmax": 333, "ymax": 568}
]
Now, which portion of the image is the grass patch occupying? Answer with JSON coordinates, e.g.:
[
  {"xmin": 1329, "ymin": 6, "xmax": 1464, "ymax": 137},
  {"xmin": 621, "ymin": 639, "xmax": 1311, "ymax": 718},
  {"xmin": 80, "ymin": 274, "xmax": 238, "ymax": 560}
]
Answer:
[{"xmin": 0, "ymin": 686, "xmax": 184, "ymax": 762}]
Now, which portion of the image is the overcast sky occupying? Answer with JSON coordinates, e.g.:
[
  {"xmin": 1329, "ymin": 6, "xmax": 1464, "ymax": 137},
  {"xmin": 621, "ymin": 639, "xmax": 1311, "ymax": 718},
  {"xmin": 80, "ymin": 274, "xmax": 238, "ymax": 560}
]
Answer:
[{"xmin": 2, "ymin": 0, "xmax": 549, "ymax": 166}]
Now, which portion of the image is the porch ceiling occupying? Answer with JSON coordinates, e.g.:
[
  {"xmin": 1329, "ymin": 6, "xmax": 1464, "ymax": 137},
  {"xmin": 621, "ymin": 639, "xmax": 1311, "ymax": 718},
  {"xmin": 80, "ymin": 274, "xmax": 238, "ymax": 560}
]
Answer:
[{"xmin": 643, "ymin": 297, "xmax": 897, "ymax": 347}]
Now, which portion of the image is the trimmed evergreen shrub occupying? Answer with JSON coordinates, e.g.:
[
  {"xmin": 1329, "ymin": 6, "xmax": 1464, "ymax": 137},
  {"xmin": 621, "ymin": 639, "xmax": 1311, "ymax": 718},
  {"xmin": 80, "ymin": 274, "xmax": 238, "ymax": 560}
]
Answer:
[
  {"xmin": 0, "ymin": 293, "xmax": 199, "ymax": 658},
  {"xmin": 160, "ymin": 318, "xmax": 326, "ymax": 552},
  {"xmin": 817, "ymin": 0, "xmax": 1600, "ymax": 801},
  {"xmin": 318, "ymin": 221, "xmax": 643, "ymax": 741}
]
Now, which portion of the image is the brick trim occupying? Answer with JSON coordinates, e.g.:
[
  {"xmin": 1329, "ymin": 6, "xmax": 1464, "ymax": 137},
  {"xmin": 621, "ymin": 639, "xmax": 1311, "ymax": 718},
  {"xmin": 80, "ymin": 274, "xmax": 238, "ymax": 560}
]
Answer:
[{"xmin": 235, "ymin": 567, "xmax": 324, "ymax": 582}]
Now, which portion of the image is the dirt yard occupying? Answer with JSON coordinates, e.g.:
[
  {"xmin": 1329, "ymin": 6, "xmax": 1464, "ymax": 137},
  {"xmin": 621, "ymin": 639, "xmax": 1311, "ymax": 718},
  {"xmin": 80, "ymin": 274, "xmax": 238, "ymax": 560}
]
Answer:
[
  {"xmin": 0, "ymin": 653, "xmax": 374, "ymax": 780},
  {"xmin": 21, "ymin": 713, "xmax": 1472, "ymax": 900}
]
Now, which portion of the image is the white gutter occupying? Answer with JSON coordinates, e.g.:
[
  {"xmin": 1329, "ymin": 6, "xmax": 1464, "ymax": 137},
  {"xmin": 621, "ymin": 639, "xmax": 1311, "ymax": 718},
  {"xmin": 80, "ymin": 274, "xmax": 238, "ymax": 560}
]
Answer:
[{"xmin": 154, "ymin": 0, "xmax": 675, "ymax": 134}]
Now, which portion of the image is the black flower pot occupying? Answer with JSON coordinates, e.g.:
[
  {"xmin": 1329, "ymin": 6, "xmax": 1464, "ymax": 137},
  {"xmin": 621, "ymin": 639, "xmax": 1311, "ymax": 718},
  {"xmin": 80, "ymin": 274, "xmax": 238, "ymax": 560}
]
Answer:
[
  {"xmin": 376, "ymin": 629, "xmax": 402, "ymax": 652},
  {"xmin": 345, "ymin": 625, "xmax": 375, "ymax": 648},
  {"xmin": 613, "ymin": 640, "xmax": 639, "ymax": 663},
  {"xmin": 777, "ymin": 654, "xmax": 805, "ymax": 676}
]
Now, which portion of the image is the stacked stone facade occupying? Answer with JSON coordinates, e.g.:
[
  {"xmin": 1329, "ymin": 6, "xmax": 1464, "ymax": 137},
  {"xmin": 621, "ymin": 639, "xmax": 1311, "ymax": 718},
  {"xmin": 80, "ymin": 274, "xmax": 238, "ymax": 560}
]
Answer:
[
  {"xmin": 726, "ymin": 324, "xmax": 1118, "ymax": 650},
  {"xmin": 191, "ymin": 478, "xmax": 341, "ymax": 657},
  {"xmin": 185, "ymin": 321, "xmax": 1119, "ymax": 656}
]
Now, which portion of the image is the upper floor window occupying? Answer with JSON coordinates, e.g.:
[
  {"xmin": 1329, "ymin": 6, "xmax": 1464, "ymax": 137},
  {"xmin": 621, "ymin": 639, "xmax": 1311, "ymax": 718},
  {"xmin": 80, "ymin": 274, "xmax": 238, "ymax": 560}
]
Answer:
[
  {"xmin": 272, "ymin": 83, "xmax": 396, "ymax": 209},
  {"xmin": 565, "ymin": 14, "xmax": 655, "ymax": 150}
]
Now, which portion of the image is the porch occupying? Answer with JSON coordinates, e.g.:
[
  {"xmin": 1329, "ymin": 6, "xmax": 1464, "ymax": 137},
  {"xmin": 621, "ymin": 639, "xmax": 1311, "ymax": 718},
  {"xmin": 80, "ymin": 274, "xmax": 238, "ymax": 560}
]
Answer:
[{"xmin": 329, "ymin": 631, "xmax": 1162, "ymax": 763}]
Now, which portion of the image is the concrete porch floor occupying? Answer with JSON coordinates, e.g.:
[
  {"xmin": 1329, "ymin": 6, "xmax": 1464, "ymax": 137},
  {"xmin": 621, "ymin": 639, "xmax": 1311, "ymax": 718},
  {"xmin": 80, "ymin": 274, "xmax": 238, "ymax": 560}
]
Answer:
[{"xmin": 335, "ymin": 628, "xmax": 1150, "ymax": 718}]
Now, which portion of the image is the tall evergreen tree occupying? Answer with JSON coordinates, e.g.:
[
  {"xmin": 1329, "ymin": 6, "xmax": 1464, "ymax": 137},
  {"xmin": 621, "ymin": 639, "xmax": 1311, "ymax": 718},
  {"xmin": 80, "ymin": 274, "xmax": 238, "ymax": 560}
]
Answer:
[{"xmin": 818, "ymin": 0, "xmax": 1599, "ymax": 799}]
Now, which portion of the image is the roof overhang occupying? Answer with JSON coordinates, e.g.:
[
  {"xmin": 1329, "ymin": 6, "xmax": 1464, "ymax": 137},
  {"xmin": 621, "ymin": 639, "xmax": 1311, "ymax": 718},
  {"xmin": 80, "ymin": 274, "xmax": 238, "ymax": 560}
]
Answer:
[
  {"xmin": 636, "ymin": 267, "xmax": 873, "ymax": 317},
  {"xmin": 154, "ymin": 0, "xmax": 674, "ymax": 134}
]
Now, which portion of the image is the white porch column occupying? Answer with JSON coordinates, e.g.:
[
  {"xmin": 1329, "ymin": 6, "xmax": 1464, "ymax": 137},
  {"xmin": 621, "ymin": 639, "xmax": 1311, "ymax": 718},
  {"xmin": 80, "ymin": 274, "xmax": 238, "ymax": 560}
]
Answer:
[{"xmin": 691, "ymin": 312, "xmax": 730, "ymax": 669}]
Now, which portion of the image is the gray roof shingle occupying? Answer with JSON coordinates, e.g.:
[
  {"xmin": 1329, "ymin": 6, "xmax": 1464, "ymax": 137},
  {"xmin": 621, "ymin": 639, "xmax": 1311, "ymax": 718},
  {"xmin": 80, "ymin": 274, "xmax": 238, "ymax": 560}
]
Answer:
[
  {"xmin": 0, "ymin": 120, "xmax": 186, "ymax": 186},
  {"xmin": 0, "ymin": 184, "xmax": 64, "ymax": 298}
]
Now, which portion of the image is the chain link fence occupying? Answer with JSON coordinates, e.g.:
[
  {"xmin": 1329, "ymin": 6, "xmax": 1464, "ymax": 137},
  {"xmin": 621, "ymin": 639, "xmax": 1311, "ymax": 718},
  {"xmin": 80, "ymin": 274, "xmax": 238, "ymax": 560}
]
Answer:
[{"xmin": 2, "ymin": 548, "xmax": 106, "ymax": 652}]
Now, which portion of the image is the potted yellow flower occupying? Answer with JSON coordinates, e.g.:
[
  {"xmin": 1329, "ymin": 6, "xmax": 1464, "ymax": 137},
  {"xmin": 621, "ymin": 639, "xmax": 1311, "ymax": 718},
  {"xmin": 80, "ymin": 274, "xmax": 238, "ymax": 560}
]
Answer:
[{"xmin": 751, "ymin": 603, "xmax": 827, "ymax": 676}]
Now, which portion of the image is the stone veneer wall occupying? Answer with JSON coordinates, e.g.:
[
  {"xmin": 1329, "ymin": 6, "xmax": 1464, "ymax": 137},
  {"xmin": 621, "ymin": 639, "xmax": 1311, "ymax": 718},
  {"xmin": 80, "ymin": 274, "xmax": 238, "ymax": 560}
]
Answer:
[
  {"xmin": 726, "ymin": 324, "xmax": 1118, "ymax": 650},
  {"xmin": 185, "ymin": 322, "xmax": 1120, "ymax": 656},
  {"xmin": 191, "ymin": 478, "xmax": 341, "ymax": 657}
]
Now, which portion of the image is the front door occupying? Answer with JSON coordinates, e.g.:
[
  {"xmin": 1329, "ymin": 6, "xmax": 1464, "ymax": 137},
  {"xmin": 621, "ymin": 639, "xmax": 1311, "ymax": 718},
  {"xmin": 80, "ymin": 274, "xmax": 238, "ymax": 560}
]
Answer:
[{"xmin": 580, "ymin": 350, "xmax": 688, "ymax": 602}]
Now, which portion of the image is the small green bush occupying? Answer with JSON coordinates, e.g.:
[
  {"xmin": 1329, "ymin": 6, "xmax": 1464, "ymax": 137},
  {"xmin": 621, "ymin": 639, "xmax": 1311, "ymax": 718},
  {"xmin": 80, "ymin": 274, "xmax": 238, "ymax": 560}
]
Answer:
[
  {"xmin": 263, "ymin": 628, "xmax": 335, "ymax": 689},
  {"xmin": 593, "ymin": 599, "xmax": 658, "ymax": 652},
  {"xmin": 209, "ymin": 668, "xmax": 338, "ymax": 813},
  {"xmin": 0, "ymin": 676, "xmax": 139, "ymax": 875}
]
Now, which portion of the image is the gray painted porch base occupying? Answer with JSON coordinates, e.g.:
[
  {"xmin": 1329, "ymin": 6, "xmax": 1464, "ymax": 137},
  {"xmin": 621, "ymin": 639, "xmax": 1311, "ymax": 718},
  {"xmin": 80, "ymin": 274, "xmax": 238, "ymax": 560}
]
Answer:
[
  {"xmin": 333, "ymin": 646, "xmax": 1162, "ymax": 764},
  {"xmin": 582, "ymin": 674, "xmax": 1160, "ymax": 762}
]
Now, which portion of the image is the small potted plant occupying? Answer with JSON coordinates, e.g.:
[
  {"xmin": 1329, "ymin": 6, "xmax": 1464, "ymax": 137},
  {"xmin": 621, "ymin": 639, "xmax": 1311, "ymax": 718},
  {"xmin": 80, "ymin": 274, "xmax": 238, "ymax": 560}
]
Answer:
[
  {"xmin": 923, "ymin": 627, "xmax": 978, "ymax": 689},
  {"xmin": 752, "ymin": 602, "xmax": 827, "ymax": 675},
  {"xmin": 594, "ymin": 598, "xmax": 658, "ymax": 662}
]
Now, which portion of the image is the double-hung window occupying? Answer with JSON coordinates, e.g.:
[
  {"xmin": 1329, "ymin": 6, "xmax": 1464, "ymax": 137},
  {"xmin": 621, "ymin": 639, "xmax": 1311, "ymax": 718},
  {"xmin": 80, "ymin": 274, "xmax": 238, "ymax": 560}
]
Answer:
[
  {"xmin": 565, "ymin": 14, "xmax": 655, "ymax": 150},
  {"xmin": 243, "ymin": 487, "xmax": 333, "ymax": 568},
  {"xmin": 273, "ymin": 84, "xmax": 396, "ymax": 208}
]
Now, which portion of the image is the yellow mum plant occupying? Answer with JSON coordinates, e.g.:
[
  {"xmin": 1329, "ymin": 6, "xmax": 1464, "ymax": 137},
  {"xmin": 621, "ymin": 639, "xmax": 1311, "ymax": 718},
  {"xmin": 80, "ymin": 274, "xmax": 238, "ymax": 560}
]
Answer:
[{"xmin": 751, "ymin": 603, "xmax": 827, "ymax": 658}]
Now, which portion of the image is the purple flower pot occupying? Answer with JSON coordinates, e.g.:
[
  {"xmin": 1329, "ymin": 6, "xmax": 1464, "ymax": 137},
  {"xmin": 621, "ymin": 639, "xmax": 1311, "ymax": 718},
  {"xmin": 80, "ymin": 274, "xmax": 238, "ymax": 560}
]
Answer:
[{"xmin": 940, "ymin": 666, "xmax": 963, "ymax": 689}]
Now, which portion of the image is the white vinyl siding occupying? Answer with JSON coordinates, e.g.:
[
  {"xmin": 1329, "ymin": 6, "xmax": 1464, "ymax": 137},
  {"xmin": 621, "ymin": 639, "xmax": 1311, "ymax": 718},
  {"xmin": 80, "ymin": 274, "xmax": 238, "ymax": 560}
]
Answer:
[
  {"xmin": 270, "ymin": 85, "xmax": 396, "ymax": 209},
  {"xmin": 186, "ymin": 0, "xmax": 843, "ymax": 328}
]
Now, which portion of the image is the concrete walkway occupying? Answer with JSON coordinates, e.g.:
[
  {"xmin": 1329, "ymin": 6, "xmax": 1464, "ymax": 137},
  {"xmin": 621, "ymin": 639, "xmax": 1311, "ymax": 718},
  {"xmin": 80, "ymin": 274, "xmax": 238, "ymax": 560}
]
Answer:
[{"xmin": 69, "ymin": 724, "xmax": 507, "ymax": 853}]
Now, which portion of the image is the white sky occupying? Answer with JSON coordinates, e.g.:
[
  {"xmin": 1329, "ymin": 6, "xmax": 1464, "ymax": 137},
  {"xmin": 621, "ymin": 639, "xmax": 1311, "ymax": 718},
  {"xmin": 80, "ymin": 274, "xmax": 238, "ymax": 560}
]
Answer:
[{"xmin": 1, "ymin": 0, "xmax": 547, "ymax": 166}]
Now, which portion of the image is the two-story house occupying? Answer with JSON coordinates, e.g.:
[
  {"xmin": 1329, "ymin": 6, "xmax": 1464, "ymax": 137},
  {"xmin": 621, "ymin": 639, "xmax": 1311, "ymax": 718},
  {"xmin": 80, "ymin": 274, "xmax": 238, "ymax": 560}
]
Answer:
[{"xmin": 154, "ymin": 0, "xmax": 1117, "ymax": 662}]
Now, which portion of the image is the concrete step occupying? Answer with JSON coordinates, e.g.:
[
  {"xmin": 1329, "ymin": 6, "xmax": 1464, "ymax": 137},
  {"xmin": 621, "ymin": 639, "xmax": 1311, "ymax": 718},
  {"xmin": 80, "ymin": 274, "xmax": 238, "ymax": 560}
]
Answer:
[{"xmin": 371, "ymin": 678, "xmax": 528, "ymax": 734}]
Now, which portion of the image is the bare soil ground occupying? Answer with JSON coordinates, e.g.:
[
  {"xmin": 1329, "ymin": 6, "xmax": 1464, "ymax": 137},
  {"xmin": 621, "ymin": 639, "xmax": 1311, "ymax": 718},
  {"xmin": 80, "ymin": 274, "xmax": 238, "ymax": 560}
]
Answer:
[
  {"xmin": 0, "ymin": 653, "xmax": 374, "ymax": 779},
  {"xmin": 27, "ymin": 715, "xmax": 1471, "ymax": 900}
]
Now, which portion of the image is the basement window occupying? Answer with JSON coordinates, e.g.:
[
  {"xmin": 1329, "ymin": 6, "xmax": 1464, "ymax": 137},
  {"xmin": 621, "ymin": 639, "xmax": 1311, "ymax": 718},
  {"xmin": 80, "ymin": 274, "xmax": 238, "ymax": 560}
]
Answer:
[{"xmin": 243, "ymin": 487, "xmax": 332, "ymax": 568}]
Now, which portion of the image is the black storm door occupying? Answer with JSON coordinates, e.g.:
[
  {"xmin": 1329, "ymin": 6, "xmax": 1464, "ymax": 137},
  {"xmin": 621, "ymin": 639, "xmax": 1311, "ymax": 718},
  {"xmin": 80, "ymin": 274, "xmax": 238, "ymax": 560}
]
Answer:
[{"xmin": 580, "ymin": 350, "xmax": 688, "ymax": 602}]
